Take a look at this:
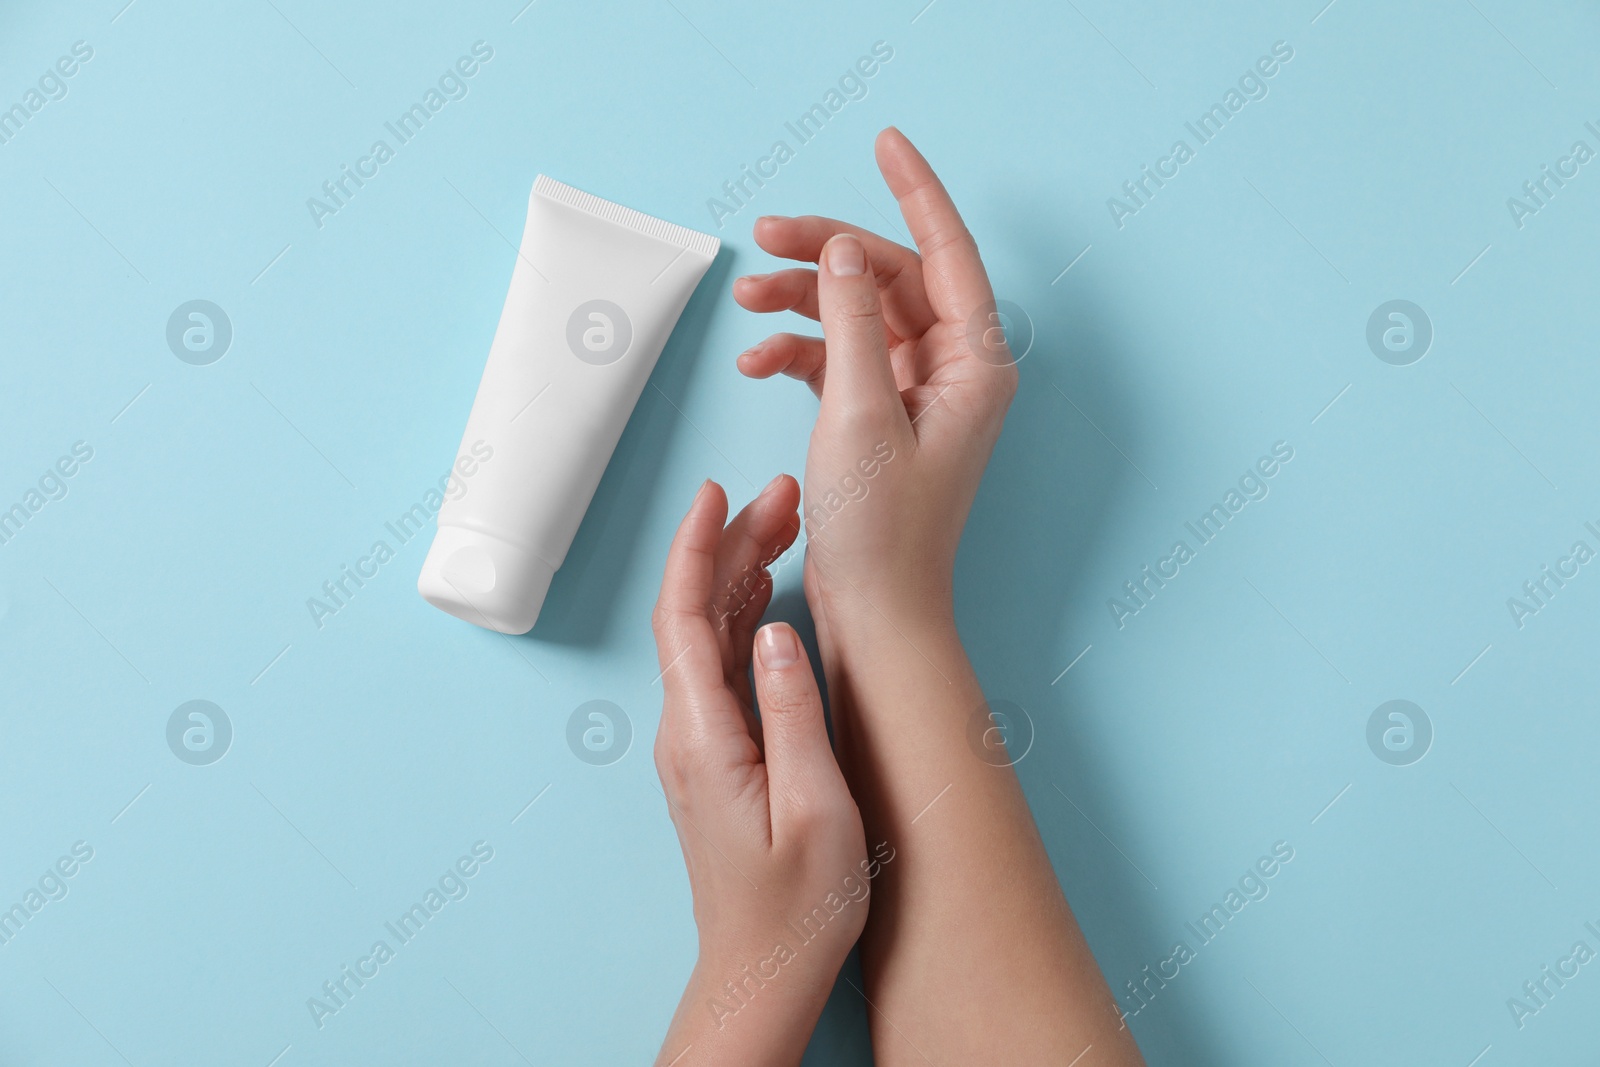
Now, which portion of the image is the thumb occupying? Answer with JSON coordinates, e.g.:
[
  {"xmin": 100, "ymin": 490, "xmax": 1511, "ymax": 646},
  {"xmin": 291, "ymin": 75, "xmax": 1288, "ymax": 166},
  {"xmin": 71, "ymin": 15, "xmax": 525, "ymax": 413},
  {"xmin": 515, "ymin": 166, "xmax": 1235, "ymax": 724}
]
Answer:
[
  {"xmin": 816, "ymin": 233, "xmax": 910, "ymax": 432},
  {"xmin": 751, "ymin": 623, "xmax": 850, "ymax": 833}
]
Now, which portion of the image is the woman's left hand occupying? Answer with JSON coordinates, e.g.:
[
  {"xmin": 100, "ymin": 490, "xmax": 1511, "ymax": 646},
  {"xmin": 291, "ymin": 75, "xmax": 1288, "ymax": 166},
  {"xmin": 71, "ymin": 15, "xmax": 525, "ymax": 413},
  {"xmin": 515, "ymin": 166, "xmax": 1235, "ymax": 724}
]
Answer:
[{"xmin": 651, "ymin": 477, "xmax": 870, "ymax": 1067}]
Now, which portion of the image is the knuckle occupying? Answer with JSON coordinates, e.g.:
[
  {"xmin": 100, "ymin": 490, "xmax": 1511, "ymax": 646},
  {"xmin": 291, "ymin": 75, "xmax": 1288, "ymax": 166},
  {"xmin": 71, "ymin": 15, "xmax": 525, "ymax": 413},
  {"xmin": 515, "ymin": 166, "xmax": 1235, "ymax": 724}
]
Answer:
[
  {"xmin": 988, "ymin": 363, "xmax": 1020, "ymax": 404},
  {"xmin": 827, "ymin": 291, "xmax": 883, "ymax": 329},
  {"xmin": 919, "ymin": 225, "xmax": 978, "ymax": 261},
  {"xmin": 732, "ymin": 526, "xmax": 769, "ymax": 566},
  {"xmin": 652, "ymin": 737, "xmax": 682, "ymax": 791},
  {"xmin": 785, "ymin": 803, "xmax": 828, "ymax": 841},
  {"xmin": 757, "ymin": 679, "xmax": 806, "ymax": 718},
  {"xmin": 651, "ymin": 606, "xmax": 700, "ymax": 650},
  {"xmin": 785, "ymin": 791, "xmax": 854, "ymax": 840},
  {"xmin": 955, "ymin": 369, "xmax": 1016, "ymax": 418},
  {"xmin": 654, "ymin": 726, "xmax": 696, "ymax": 784},
  {"xmin": 759, "ymin": 674, "xmax": 819, "ymax": 722},
  {"xmin": 837, "ymin": 395, "xmax": 899, "ymax": 432}
]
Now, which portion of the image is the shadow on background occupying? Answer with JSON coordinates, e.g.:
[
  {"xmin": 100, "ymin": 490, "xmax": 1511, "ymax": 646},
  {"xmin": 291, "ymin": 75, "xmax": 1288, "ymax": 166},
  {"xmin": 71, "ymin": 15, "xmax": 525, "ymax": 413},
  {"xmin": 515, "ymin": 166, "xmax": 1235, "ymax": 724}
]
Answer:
[
  {"xmin": 527, "ymin": 253, "xmax": 737, "ymax": 648},
  {"xmin": 963, "ymin": 209, "xmax": 1228, "ymax": 1065}
]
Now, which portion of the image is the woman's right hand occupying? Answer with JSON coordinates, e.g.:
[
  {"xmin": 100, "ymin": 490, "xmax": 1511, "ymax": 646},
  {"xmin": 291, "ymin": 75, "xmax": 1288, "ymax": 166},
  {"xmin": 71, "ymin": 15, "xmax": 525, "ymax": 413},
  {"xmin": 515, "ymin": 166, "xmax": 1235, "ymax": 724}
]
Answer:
[
  {"xmin": 728, "ymin": 131, "xmax": 1146, "ymax": 1067},
  {"xmin": 732, "ymin": 127, "xmax": 1018, "ymax": 633}
]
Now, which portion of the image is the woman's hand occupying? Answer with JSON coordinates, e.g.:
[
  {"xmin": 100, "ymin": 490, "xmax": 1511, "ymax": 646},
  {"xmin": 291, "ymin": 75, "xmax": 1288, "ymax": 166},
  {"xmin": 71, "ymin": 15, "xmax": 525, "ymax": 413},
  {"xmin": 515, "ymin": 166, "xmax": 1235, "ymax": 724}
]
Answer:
[
  {"xmin": 727, "ymin": 130, "xmax": 1141, "ymax": 1066},
  {"xmin": 732, "ymin": 127, "xmax": 1018, "ymax": 634},
  {"xmin": 651, "ymin": 477, "xmax": 870, "ymax": 1067}
]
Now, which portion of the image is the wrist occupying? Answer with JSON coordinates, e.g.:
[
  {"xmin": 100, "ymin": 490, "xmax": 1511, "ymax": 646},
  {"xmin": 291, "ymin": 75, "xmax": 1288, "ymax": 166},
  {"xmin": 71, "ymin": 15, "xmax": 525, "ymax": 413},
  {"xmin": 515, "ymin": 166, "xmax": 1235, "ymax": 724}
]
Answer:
[
  {"xmin": 665, "ymin": 948, "xmax": 838, "ymax": 1067},
  {"xmin": 694, "ymin": 921, "xmax": 856, "ymax": 1005},
  {"xmin": 804, "ymin": 569, "xmax": 957, "ymax": 652}
]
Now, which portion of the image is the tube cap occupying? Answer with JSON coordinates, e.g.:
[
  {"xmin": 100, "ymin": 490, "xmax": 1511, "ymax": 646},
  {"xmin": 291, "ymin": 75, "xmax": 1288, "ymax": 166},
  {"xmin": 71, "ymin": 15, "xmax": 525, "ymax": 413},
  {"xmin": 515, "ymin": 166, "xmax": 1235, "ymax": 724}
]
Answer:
[{"xmin": 417, "ymin": 526, "xmax": 556, "ymax": 635}]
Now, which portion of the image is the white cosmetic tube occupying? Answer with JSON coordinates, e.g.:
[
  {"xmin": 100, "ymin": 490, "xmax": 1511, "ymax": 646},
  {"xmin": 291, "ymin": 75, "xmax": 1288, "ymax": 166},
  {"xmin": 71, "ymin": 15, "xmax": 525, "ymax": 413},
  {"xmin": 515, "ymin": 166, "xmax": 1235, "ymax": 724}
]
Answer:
[{"xmin": 418, "ymin": 176, "xmax": 719, "ymax": 634}]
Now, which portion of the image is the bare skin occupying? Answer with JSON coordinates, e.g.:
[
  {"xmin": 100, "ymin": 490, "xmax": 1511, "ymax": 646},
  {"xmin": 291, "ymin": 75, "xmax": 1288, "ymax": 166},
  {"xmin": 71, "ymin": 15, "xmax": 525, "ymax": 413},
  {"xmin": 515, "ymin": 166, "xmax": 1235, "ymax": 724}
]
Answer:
[
  {"xmin": 653, "ymin": 128, "xmax": 1144, "ymax": 1065},
  {"xmin": 651, "ymin": 478, "xmax": 872, "ymax": 1067}
]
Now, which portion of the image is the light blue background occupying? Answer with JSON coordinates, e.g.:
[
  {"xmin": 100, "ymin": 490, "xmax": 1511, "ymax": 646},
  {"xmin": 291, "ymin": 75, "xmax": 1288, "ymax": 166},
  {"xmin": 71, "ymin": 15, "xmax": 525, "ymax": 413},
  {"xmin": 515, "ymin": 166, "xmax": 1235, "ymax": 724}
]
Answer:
[{"xmin": 3, "ymin": 0, "xmax": 1598, "ymax": 1063}]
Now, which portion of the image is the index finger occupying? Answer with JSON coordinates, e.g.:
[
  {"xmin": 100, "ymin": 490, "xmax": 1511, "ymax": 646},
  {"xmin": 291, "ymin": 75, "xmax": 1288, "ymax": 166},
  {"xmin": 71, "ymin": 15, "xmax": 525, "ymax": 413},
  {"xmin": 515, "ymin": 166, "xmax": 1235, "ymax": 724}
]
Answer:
[
  {"xmin": 651, "ymin": 480, "xmax": 731, "ymax": 702},
  {"xmin": 874, "ymin": 126, "xmax": 995, "ymax": 324}
]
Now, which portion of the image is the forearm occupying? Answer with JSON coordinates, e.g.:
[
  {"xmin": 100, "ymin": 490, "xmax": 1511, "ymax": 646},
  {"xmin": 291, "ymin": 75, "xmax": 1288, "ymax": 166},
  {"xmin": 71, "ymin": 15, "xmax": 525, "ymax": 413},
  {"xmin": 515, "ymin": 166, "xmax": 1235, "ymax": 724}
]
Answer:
[
  {"xmin": 816, "ymin": 602, "xmax": 1142, "ymax": 1065},
  {"xmin": 657, "ymin": 956, "xmax": 834, "ymax": 1067}
]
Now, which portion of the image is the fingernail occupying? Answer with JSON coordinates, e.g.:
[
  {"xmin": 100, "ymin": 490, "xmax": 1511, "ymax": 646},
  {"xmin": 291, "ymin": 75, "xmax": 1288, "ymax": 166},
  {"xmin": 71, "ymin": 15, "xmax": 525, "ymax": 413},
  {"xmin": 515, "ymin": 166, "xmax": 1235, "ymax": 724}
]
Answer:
[
  {"xmin": 758, "ymin": 624, "xmax": 801, "ymax": 668},
  {"xmin": 739, "ymin": 273, "xmax": 770, "ymax": 284},
  {"xmin": 738, "ymin": 340, "xmax": 765, "ymax": 359},
  {"xmin": 759, "ymin": 215, "xmax": 790, "ymax": 223},
  {"xmin": 694, "ymin": 479, "xmax": 712, "ymax": 502},
  {"xmin": 826, "ymin": 235, "xmax": 866, "ymax": 276},
  {"xmin": 762, "ymin": 473, "xmax": 785, "ymax": 495}
]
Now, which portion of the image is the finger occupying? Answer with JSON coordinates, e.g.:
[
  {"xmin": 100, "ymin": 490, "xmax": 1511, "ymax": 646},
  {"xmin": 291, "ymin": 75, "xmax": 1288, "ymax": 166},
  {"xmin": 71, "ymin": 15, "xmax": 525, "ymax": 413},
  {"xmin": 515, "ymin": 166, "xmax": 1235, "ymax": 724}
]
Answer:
[
  {"xmin": 717, "ymin": 485, "xmax": 800, "ymax": 737},
  {"xmin": 733, "ymin": 268, "xmax": 818, "ymax": 320},
  {"xmin": 736, "ymin": 333, "xmax": 827, "ymax": 396},
  {"xmin": 711, "ymin": 475, "xmax": 802, "ymax": 658},
  {"xmin": 652, "ymin": 481, "xmax": 733, "ymax": 704},
  {"xmin": 752, "ymin": 215, "xmax": 937, "ymax": 337},
  {"xmin": 816, "ymin": 233, "xmax": 910, "ymax": 428},
  {"xmin": 751, "ymin": 623, "xmax": 851, "ymax": 833},
  {"xmin": 874, "ymin": 126, "xmax": 995, "ymax": 325},
  {"xmin": 754, "ymin": 214, "xmax": 920, "ymax": 275}
]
